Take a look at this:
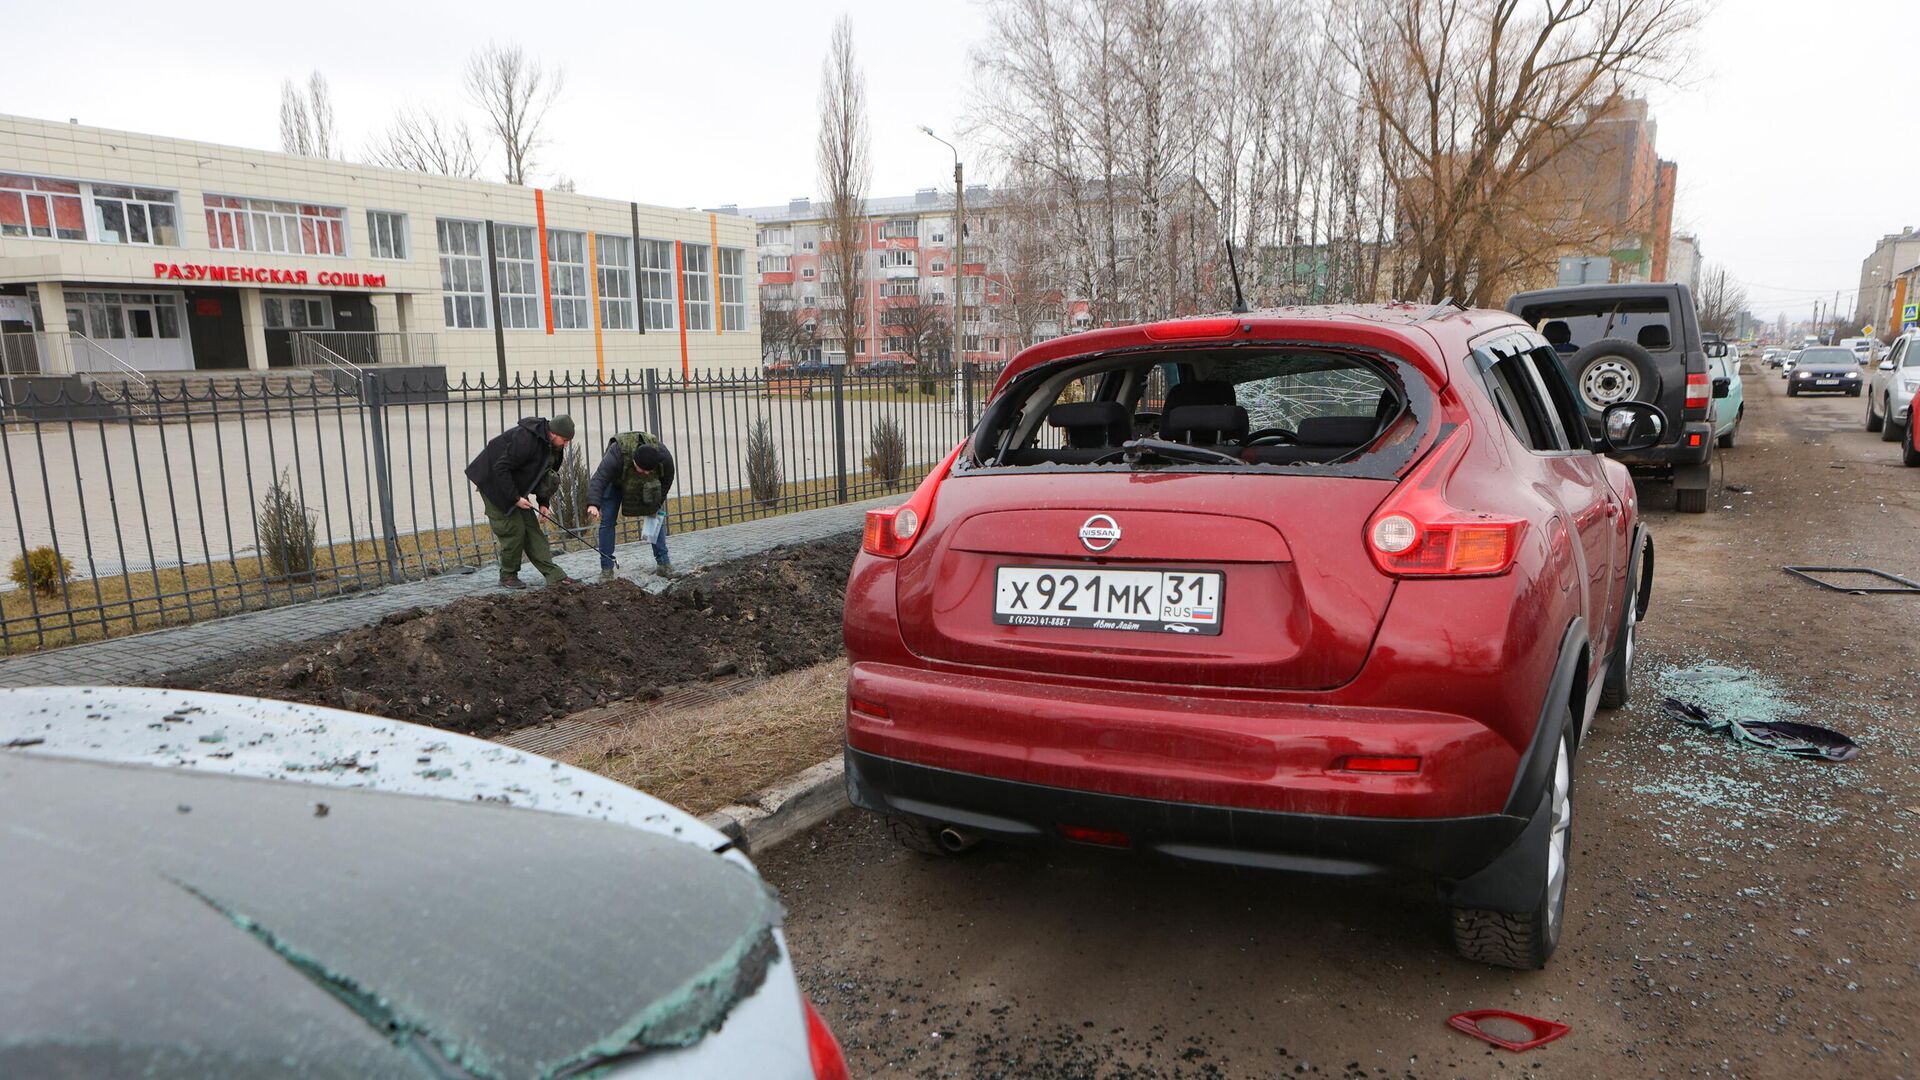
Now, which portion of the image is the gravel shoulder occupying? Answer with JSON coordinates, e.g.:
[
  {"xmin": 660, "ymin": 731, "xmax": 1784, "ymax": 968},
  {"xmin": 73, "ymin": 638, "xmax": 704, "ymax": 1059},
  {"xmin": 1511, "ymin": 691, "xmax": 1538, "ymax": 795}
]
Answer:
[{"xmin": 759, "ymin": 369, "xmax": 1920, "ymax": 1080}]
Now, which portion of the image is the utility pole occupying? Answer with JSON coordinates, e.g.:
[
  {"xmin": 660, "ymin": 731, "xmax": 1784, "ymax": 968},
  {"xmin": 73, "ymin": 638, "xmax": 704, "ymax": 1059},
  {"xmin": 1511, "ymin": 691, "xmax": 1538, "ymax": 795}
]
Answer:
[{"xmin": 919, "ymin": 126, "xmax": 963, "ymax": 375}]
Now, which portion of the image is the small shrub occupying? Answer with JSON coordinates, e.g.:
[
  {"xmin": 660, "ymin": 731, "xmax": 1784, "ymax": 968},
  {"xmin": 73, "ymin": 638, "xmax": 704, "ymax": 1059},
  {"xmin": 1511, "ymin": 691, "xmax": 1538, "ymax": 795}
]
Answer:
[
  {"xmin": 919, "ymin": 377, "xmax": 937, "ymax": 395},
  {"xmin": 865, "ymin": 418, "xmax": 907, "ymax": 485},
  {"xmin": 746, "ymin": 418, "xmax": 783, "ymax": 506},
  {"xmin": 549, "ymin": 443, "xmax": 594, "ymax": 531},
  {"xmin": 258, "ymin": 470, "xmax": 317, "ymax": 580},
  {"xmin": 9, "ymin": 546, "xmax": 72, "ymax": 596}
]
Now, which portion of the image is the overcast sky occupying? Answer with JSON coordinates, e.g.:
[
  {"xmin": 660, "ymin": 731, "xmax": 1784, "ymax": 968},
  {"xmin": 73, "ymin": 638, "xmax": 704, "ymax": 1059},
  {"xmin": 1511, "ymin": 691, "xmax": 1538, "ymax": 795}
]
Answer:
[{"xmin": 0, "ymin": 0, "xmax": 1891, "ymax": 322}]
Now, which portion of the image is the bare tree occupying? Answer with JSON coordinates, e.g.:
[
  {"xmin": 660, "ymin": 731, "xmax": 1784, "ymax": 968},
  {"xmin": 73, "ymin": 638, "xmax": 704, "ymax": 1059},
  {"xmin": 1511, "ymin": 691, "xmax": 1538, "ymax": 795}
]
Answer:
[
  {"xmin": 815, "ymin": 15, "xmax": 871, "ymax": 366},
  {"xmin": 279, "ymin": 81, "xmax": 312, "ymax": 156},
  {"xmin": 1693, "ymin": 264, "xmax": 1746, "ymax": 337},
  {"xmin": 760, "ymin": 295, "xmax": 802, "ymax": 365},
  {"xmin": 1333, "ymin": 0, "xmax": 1702, "ymax": 305},
  {"xmin": 978, "ymin": 172, "xmax": 1065, "ymax": 348},
  {"xmin": 881, "ymin": 298, "xmax": 950, "ymax": 365},
  {"xmin": 308, "ymin": 72, "xmax": 337, "ymax": 158},
  {"xmin": 363, "ymin": 108, "xmax": 482, "ymax": 178},
  {"xmin": 279, "ymin": 72, "xmax": 338, "ymax": 158},
  {"xmin": 464, "ymin": 43, "xmax": 565, "ymax": 185},
  {"xmin": 549, "ymin": 174, "xmax": 578, "ymax": 193}
]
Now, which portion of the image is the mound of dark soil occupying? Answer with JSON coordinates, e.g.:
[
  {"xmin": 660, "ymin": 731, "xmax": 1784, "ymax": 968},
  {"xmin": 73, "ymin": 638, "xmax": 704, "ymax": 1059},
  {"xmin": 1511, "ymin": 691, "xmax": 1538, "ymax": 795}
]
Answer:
[{"xmin": 169, "ymin": 535, "xmax": 860, "ymax": 738}]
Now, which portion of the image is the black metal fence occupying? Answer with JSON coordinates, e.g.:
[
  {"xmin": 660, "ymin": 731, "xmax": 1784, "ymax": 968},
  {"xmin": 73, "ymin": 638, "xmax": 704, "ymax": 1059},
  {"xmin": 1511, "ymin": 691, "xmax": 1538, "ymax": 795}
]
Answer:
[{"xmin": 0, "ymin": 363, "xmax": 998, "ymax": 653}]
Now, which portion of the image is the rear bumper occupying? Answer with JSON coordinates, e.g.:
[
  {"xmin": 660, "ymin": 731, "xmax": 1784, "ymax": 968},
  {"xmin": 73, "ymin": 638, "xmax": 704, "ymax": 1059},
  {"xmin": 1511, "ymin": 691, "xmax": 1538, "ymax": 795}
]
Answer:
[
  {"xmin": 1611, "ymin": 420, "xmax": 1713, "ymax": 469},
  {"xmin": 846, "ymin": 747, "xmax": 1528, "ymax": 880}
]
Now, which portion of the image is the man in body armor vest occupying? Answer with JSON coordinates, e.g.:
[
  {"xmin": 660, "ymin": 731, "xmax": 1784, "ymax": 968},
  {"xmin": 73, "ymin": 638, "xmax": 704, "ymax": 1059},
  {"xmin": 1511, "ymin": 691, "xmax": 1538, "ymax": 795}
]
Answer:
[{"xmin": 586, "ymin": 431, "xmax": 677, "ymax": 581}]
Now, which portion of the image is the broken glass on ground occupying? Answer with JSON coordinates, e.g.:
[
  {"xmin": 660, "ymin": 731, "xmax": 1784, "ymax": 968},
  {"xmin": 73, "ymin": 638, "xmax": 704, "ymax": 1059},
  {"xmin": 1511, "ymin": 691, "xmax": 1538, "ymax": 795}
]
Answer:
[{"xmin": 1662, "ymin": 697, "xmax": 1859, "ymax": 762}]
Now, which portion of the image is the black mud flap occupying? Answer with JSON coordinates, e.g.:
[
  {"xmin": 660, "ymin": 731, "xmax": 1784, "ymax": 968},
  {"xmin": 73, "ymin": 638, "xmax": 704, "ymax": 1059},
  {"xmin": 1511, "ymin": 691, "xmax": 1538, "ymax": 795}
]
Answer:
[{"xmin": 1448, "ymin": 772, "xmax": 1554, "ymax": 913}]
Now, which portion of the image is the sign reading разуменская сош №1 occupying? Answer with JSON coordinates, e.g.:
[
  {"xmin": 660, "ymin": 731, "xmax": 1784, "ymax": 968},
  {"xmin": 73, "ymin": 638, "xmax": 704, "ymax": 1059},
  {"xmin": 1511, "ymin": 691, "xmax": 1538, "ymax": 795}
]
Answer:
[{"xmin": 150, "ymin": 262, "xmax": 388, "ymax": 288}]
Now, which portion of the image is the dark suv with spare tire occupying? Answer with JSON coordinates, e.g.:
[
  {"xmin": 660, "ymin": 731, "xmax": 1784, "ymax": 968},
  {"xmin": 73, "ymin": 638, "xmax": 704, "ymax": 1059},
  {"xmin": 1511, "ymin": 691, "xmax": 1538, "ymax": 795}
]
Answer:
[{"xmin": 1507, "ymin": 283, "xmax": 1717, "ymax": 513}]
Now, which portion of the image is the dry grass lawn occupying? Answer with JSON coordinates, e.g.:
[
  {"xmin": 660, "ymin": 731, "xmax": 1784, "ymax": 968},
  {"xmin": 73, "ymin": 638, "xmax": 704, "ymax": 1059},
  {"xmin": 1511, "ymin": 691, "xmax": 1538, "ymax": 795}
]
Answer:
[{"xmin": 560, "ymin": 659, "xmax": 848, "ymax": 815}]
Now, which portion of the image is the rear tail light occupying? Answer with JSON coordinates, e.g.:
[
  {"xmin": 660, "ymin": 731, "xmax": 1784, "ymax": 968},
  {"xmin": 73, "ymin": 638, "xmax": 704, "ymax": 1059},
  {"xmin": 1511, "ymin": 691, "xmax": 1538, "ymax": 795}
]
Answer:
[
  {"xmin": 1335, "ymin": 755, "xmax": 1422, "ymax": 773},
  {"xmin": 862, "ymin": 442, "xmax": 964, "ymax": 558},
  {"xmin": 1685, "ymin": 371, "xmax": 1710, "ymax": 410},
  {"xmin": 804, "ymin": 998, "xmax": 851, "ymax": 1080},
  {"xmin": 1365, "ymin": 427, "xmax": 1524, "ymax": 577}
]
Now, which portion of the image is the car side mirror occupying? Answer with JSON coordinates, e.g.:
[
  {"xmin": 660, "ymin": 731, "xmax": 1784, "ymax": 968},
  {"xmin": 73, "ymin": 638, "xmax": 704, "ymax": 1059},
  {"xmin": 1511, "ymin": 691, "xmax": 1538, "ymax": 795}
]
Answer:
[
  {"xmin": 1704, "ymin": 342, "xmax": 1728, "ymax": 358},
  {"xmin": 1880, "ymin": 360, "xmax": 1896, "ymax": 371},
  {"xmin": 1712, "ymin": 376, "xmax": 1731, "ymax": 399},
  {"xmin": 1600, "ymin": 401, "xmax": 1666, "ymax": 453}
]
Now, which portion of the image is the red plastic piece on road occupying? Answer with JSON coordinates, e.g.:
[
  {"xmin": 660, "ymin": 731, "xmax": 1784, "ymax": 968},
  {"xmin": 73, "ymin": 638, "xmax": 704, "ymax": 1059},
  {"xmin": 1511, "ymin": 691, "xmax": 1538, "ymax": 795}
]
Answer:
[{"xmin": 1446, "ymin": 1009, "xmax": 1570, "ymax": 1052}]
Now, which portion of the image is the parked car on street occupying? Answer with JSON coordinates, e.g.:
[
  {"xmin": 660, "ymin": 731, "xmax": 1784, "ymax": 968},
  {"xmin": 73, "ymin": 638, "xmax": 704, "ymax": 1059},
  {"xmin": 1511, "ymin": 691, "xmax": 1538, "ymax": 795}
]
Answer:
[
  {"xmin": 0, "ymin": 688, "xmax": 850, "ymax": 1080},
  {"xmin": 843, "ymin": 306, "xmax": 1661, "ymax": 970},
  {"xmin": 1839, "ymin": 337, "xmax": 1877, "ymax": 366},
  {"xmin": 1787, "ymin": 346, "xmax": 1865, "ymax": 396},
  {"xmin": 1865, "ymin": 333, "xmax": 1920, "ymax": 441},
  {"xmin": 1709, "ymin": 344, "xmax": 1745, "ymax": 447},
  {"xmin": 1782, "ymin": 349, "xmax": 1802, "ymax": 378},
  {"xmin": 1507, "ymin": 282, "xmax": 1718, "ymax": 512},
  {"xmin": 1762, "ymin": 348, "xmax": 1784, "ymax": 368}
]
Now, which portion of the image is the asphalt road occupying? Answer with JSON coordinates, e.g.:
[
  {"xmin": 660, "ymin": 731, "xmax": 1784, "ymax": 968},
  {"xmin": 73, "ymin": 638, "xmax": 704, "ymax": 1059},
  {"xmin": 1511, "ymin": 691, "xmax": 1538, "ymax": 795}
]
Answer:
[{"xmin": 758, "ymin": 362, "xmax": 1920, "ymax": 1080}]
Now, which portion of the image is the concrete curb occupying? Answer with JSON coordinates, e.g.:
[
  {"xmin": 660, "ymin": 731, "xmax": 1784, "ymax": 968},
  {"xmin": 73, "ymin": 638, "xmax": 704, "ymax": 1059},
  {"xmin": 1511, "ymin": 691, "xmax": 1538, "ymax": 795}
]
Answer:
[{"xmin": 701, "ymin": 755, "xmax": 847, "ymax": 854}]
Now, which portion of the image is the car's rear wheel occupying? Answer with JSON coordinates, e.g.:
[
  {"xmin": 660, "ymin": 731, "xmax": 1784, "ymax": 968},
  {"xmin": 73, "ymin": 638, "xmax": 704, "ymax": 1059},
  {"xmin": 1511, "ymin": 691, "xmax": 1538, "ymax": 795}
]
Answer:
[
  {"xmin": 1867, "ymin": 394, "xmax": 1885, "ymax": 432},
  {"xmin": 1716, "ymin": 407, "xmax": 1741, "ymax": 449},
  {"xmin": 1451, "ymin": 725, "xmax": 1572, "ymax": 970}
]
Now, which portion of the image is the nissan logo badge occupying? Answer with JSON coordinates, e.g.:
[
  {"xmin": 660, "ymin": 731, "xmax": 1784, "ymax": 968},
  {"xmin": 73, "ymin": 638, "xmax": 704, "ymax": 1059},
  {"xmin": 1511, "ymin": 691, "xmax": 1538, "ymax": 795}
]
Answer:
[{"xmin": 1079, "ymin": 514, "xmax": 1121, "ymax": 553}]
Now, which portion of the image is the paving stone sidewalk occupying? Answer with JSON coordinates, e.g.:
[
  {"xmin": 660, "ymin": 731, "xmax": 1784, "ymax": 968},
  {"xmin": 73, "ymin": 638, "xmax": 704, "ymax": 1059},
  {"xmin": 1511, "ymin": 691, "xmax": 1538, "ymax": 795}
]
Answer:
[{"xmin": 0, "ymin": 498, "xmax": 886, "ymax": 689}]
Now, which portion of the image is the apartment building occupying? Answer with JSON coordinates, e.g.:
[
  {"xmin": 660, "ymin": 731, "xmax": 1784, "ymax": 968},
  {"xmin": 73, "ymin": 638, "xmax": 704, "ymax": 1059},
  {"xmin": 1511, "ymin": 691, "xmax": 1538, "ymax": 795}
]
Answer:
[
  {"xmin": 740, "ymin": 188, "xmax": 1069, "ymax": 368},
  {"xmin": 0, "ymin": 114, "xmax": 757, "ymax": 381}
]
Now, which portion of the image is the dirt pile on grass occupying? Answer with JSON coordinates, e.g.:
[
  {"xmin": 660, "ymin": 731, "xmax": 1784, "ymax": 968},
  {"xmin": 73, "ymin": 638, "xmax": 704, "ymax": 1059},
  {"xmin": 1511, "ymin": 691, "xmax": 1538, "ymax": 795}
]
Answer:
[{"xmin": 170, "ymin": 535, "xmax": 860, "ymax": 738}]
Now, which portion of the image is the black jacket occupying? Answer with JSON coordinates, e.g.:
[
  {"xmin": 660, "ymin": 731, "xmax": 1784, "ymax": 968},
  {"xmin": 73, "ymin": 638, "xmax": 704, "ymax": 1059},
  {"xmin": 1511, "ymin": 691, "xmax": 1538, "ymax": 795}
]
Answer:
[
  {"xmin": 586, "ymin": 438, "xmax": 675, "ymax": 510},
  {"xmin": 465, "ymin": 417, "xmax": 561, "ymax": 511}
]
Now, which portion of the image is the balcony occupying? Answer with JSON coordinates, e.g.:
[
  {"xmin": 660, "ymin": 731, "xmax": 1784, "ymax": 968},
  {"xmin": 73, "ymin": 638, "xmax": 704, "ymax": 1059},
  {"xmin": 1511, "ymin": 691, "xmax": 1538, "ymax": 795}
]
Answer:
[{"xmin": 882, "ymin": 263, "xmax": 919, "ymax": 280}]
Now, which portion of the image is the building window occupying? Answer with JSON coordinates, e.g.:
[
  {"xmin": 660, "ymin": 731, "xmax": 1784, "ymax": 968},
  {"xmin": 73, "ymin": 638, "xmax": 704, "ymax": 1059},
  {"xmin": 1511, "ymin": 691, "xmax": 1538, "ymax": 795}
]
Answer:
[
  {"xmin": 436, "ymin": 218, "xmax": 489, "ymax": 329},
  {"xmin": 0, "ymin": 174, "xmax": 86, "ymax": 240},
  {"xmin": 263, "ymin": 295, "xmax": 333, "ymax": 330},
  {"xmin": 802, "ymin": 240, "xmax": 815, "ymax": 250},
  {"xmin": 638, "ymin": 239, "xmax": 676, "ymax": 331},
  {"xmin": 492, "ymin": 224, "xmax": 542, "ymax": 329},
  {"xmin": 547, "ymin": 229, "xmax": 589, "ymax": 330},
  {"xmin": 883, "ymin": 218, "xmax": 916, "ymax": 239},
  {"xmin": 719, "ymin": 248, "xmax": 746, "ymax": 332},
  {"xmin": 367, "ymin": 211, "xmax": 408, "ymax": 259},
  {"xmin": 758, "ymin": 254, "xmax": 790, "ymax": 273},
  {"xmin": 758, "ymin": 227, "xmax": 791, "ymax": 246},
  {"xmin": 93, "ymin": 185, "xmax": 178, "ymax": 246},
  {"xmin": 931, "ymin": 232, "xmax": 945, "ymax": 244},
  {"xmin": 682, "ymin": 242, "xmax": 713, "ymax": 332},
  {"xmin": 596, "ymin": 235, "xmax": 635, "ymax": 331},
  {"xmin": 929, "ymin": 261, "xmax": 945, "ymax": 273},
  {"xmin": 801, "ymin": 267, "xmax": 815, "ymax": 279},
  {"xmin": 887, "ymin": 249, "xmax": 915, "ymax": 267},
  {"xmin": 963, "ymin": 333, "xmax": 981, "ymax": 352},
  {"xmin": 204, "ymin": 195, "xmax": 346, "ymax": 255},
  {"xmin": 884, "ymin": 279, "xmax": 918, "ymax": 297}
]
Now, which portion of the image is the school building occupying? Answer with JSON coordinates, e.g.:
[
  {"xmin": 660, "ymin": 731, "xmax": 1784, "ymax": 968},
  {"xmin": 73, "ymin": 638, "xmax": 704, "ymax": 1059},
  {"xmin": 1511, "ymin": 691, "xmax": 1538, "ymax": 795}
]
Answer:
[{"xmin": 0, "ymin": 113, "xmax": 759, "ymax": 384}]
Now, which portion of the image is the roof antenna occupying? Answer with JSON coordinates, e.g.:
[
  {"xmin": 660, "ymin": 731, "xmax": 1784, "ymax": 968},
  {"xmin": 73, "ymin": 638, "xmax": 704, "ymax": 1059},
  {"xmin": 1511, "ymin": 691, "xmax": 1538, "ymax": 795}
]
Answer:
[{"xmin": 1224, "ymin": 238, "xmax": 1250, "ymax": 314}]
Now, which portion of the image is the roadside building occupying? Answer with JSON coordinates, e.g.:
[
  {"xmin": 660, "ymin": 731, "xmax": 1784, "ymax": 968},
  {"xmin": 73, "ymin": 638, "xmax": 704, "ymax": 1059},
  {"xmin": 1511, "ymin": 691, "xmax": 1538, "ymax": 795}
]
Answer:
[
  {"xmin": 0, "ymin": 114, "xmax": 757, "ymax": 383},
  {"xmin": 1665, "ymin": 233, "xmax": 1701, "ymax": 294},
  {"xmin": 741, "ymin": 188, "xmax": 1068, "ymax": 369},
  {"xmin": 1855, "ymin": 226, "xmax": 1920, "ymax": 340},
  {"xmin": 1538, "ymin": 95, "xmax": 1678, "ymax": 284}
]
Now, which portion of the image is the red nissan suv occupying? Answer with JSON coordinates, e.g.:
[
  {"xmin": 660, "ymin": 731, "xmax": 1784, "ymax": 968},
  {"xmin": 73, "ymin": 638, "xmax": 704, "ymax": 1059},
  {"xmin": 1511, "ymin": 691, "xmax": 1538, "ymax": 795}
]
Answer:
[{"xmin": 842, "ymin": 306, "xmax": 1660, "ymax": 968}]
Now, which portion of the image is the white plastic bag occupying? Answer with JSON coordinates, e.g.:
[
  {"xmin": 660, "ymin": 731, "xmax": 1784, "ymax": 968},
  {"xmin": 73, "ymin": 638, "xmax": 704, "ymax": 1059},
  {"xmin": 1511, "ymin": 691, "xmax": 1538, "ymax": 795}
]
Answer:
[{"xmin": 642, "ymin": 510, "xmax": 664, "ymax": 543}]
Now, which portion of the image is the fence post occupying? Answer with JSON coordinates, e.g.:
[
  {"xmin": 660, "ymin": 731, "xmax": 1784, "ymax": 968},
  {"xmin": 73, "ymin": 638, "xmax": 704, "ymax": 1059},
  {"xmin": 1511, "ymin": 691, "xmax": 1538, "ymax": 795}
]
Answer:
[
  {"xmin": 963, "ymin": 361, "xmax": 976, "ymax": 429},
  {"xmin": 362, "ymin": 375, "xmax": 405, "ymax": 583},
  {"xmin": 644, "ymin": 368, "xmax": 662, "ymax": 436},
  {"xmin": 831, "ymin": 365, "xmax": 848, "ymax": 504}
]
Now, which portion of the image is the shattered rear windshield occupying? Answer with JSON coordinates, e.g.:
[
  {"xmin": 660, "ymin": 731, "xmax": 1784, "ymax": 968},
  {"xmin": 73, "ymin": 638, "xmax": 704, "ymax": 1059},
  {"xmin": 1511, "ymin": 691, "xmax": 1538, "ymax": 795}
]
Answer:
[
  {"xmin": 0, "ymin": 753, "xmax": 783, "ymax": 1080},
  {"xmin": 965, "ymin": 345, "xmax": 1429, "ymax": 478}
]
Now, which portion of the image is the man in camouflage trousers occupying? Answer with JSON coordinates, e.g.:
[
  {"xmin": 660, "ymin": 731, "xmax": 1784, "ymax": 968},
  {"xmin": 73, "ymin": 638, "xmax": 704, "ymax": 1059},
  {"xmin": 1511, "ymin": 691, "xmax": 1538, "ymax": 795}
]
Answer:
[
  {"xmin": 465, "ymin": 414, "xmax": 578, "ymax": 589},
  {"xmin": 586, "ymin": 431, "xmax": 678, "ymax": 581}
]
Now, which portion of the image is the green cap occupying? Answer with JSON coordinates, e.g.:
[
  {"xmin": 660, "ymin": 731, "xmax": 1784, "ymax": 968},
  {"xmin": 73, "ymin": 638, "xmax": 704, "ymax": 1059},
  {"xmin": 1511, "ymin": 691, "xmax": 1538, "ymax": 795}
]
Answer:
[{"xmin": 549, "ymin": 415, "xmax": 576, "ymax": 440}]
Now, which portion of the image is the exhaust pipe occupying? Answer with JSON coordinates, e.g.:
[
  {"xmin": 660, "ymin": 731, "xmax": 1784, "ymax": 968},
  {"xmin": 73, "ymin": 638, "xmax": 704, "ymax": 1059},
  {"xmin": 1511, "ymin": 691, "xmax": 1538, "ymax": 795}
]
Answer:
[{"xmin": 937, "ymin": 826, "xmax": 979, "ymax": 853}]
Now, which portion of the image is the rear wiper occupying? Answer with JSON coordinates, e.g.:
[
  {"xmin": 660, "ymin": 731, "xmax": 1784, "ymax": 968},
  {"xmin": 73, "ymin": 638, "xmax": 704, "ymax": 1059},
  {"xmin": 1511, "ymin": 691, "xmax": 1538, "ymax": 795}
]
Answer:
[{"xmin": 1111, "ymin": 438, "xmax": 1244, "ymax": 467}]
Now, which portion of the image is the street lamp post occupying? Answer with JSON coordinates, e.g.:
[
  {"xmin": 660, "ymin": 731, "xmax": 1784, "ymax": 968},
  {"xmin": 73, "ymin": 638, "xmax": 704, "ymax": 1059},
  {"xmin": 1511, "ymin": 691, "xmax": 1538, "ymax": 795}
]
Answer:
[{"xmin": 919, "ymin": 126, "xmax": 963, "ymax": 376}]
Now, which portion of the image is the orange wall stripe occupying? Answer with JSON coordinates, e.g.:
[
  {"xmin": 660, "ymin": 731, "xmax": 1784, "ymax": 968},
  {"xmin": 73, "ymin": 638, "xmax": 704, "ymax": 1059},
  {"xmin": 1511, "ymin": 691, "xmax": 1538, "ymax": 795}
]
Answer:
[
  {"xmin": 674, "ymin": 239, "xmax": 689, "ymax": 377},
  {"xmin": 588, "ymin": 231, "xmax": 605, "ymax": 384},
  {"xmin": 534, "ymin": 189, "xmax": 554, "ymax": 335},
  {"xmin": 709, "ymin": 213, "xmax": 722, "ymax": 337}
]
